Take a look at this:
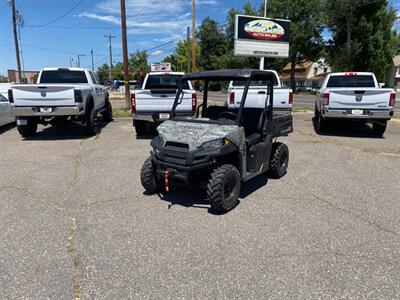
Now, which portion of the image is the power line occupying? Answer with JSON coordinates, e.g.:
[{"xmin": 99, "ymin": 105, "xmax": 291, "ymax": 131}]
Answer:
[{"xmin": 27, "ymin": 0, "xmax": 85, "ymax": 28}]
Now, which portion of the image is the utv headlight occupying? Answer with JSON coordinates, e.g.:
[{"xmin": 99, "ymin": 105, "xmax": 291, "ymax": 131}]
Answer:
[{"xmin": 201, "ymin": 138, "xmax": 223, "ymax": 149}]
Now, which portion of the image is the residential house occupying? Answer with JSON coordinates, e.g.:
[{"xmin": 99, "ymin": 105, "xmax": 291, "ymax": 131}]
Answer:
[{"xmin": 280, "ymin": 58, "xmax": 331, "ymax": 90}]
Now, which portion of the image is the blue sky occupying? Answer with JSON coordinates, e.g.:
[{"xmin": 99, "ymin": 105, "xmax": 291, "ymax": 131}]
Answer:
[{"xmin": 0, "ymin": 0, "xmax": 399, "ymax": 76}]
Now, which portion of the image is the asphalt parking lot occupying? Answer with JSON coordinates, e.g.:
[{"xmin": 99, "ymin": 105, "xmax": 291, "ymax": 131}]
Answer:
[{"xmin": 1, "ymin": 114, "xmax": 400, "ymax": 299}]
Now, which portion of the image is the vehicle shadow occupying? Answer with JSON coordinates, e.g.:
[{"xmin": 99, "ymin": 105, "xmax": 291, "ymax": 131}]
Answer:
[
  {"xmin": 22, "ymin": 119, "xmax": 112, "ymax": 141},
  {"xmin": 155, "ymin": 174, "xmax": 269, "ymax": 215},
  {"xmin": 312, "ymin": 117, "xmax": 383, "ymax": 138},
  {"xmin": 0, "ymin": 122, "xmax": 16, "ymax": 134}
]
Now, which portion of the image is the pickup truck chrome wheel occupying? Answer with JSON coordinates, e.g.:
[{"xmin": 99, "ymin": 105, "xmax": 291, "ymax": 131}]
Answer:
[{"xmin": 207, "ymin": 164, "xmax": 240, "ymax": 213}]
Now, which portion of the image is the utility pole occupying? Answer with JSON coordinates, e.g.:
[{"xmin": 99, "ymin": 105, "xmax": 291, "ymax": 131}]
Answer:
[
  {"xmin": 91, "ymin": 50, "xmax": 94, "ymax": 72},
  {"xmin": 120, "ymin": 0, "xmax": 130, "ymax": 108},
  {"xmin": 10, "ymin": 0, "xmax": 22, "ymax": 83},
  {"xmin": 260, "ymin": 0, "xmax": 267, "ymax": 70},
  {"xmin": 191, "ymin": 0, "xmax": 196, "ymax": 72},
  {"xmin": 186, "ymin": 26, "xmax": 191, "ymax": 73},
  {"xmin": 70, "ymin": 58, "xmax": 74, "ymax": 67},
  {"xmin": 104, "ymin": 35, "xmax": 116, "ymax": 82},
  {"xmin": 77, "ymin": 54, "xmax": 85, "ymax": 68}
]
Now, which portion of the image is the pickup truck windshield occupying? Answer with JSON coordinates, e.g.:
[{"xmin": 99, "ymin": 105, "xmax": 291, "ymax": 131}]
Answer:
[
  {"xmin": 232, "ymin": 78, "xmax": 279, "ymax": 87},
  {"xmin": 40, "ymin": 70, "xmax": 88, "ymax": 84},
  {"xmin": 145, "ymin": 75, "xmax": 189, "ymax": 90},
  {"xmin": 327, "ymin": 75, "xmax": 375, "ymax": 88}
]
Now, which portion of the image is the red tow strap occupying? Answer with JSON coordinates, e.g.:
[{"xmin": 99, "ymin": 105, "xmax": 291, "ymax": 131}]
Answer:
[{"xmin": 164, "ymin": 170, "xmax": 169, "ymax": 192}]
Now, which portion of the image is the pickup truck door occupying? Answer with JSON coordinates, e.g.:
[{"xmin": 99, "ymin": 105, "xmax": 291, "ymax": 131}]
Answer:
[{"xmin": 88, "ymin": 71, "xmax": 105, "ymax": 110}]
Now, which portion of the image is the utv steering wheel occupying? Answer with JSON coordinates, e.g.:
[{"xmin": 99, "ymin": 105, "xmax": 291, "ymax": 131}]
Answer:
[{"xmin": 218, "ymin": 111, "xmax": 238, "ymax": 121}]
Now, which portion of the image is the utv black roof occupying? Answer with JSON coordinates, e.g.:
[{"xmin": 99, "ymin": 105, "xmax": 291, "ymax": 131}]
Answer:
[{"xmin": 181, "ymin": 69, "xmax": 276, "ymax": 81}]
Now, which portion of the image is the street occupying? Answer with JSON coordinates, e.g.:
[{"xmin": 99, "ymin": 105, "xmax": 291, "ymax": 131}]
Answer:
[{"xmin": 1, "ymin": 114, "xmax": 400, "ymax": 299}]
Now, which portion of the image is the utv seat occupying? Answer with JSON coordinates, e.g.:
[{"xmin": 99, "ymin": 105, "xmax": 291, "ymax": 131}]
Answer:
[{"xmin": 241, "ymin": 108, "xmax": 265, "ymax": 146}]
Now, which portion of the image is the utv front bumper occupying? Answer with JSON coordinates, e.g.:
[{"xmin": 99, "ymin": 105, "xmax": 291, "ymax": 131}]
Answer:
[{"xmin": 150, "ymin": 137, "xmax": 236, "ymax": 172}]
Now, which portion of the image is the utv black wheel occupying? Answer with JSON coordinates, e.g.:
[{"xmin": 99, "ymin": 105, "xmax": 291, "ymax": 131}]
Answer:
[
  {"xmin": 101, "ymin": 100, "xmax": 113, "ymax": 122},
  {"xmin": 269, "ymin": 142, "xmax": 289, "ymax": 179},
  {"xmin": 17, "ymin": 118, "xmax": 37, "ymax": 137},
  {"xmin": 134, "ymin": 120, "xmax": 146, "ymax": 135},
  {"xmin": 85, "ymin": 106, "xmax": 98, "ymax": 136},
  {"xmin": 140, "ymin": 157, "xmax": 158, "ymax": 194},
  {"xmin": 207, "ymin": 164, "xmax": 241, "ymax": 213},
  {"xmin": 372, "ymin": 121, "xmax": 387, "ymax": 136}
]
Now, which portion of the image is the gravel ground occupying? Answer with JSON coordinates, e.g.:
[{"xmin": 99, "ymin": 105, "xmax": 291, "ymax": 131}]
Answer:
[{"xmin": 1, "ymin": 114, "xmax": 399, "ymax": 299}]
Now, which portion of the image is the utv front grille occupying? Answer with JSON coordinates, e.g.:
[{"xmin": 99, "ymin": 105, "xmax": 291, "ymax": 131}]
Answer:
[
  {"xmin": 165, "ymin": 141, "xmax": 189, "ymax": 150},
  {"xmin": 163, "ymin": 155, "xmax": 187, "ymax": 165}
]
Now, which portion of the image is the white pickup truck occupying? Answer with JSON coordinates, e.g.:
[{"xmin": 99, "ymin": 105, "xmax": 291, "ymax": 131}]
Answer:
[
  {"xmin": 10, "ymin": 68, "xmax": 112, "ymax": 137},
  {"xmin": 131, "ymin": 72, "xmax": 196, "ymax": 135},
  {"xmin": 314, "ymin": 72, "xmax": 396, "ymax": 136},
  {"xmin": 226, "ymin": 70, "xmax": 293, "ymax": 116}
]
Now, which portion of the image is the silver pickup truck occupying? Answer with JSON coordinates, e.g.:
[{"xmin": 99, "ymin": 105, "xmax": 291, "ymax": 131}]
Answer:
[
  {"xmin": 314, "ymin": 72, "xmax": 396, "ymax": 136},
  {"xmin": 10, "ymin": 68, "xmax": 112, "ymax": 137}
]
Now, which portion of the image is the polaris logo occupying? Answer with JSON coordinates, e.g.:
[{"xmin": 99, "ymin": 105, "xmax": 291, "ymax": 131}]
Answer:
[
  {"xmin": 355, "ymin": 95, "xmax": 362, "ymax": 102},
  {"xmin": 40, "ymin": 90, "xmax": 47, "ymax": 97}
]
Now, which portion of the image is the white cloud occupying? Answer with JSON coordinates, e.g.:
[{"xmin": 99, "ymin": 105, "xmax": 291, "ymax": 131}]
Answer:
[{"xmin": 151, "ymin": 50, "xmax": 164, "ymax": 56}]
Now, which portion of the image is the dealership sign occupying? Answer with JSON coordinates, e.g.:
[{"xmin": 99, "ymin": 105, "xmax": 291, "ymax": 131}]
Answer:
[
  {"xmin": 234, "ymin": 15, "xmax": 290, "ymax": 58},
  {"xmin": 151, "ymin": 62, "xmax": 172, "ymax": 72}
]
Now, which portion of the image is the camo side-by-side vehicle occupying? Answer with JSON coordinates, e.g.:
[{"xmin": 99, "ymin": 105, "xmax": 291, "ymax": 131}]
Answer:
[{"xmin": 140, "ymin": 69, "xmax": 293, "ymax": 212}]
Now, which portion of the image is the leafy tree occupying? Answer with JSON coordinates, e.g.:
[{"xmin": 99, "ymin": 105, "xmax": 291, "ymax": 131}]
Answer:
[
  {"xmin": 326, "ymin": 0, "xmax": 398, "ymax": 81},
  {"xmin": 0, "ymin": 75, "xmax": 8, "ymax": 83},
  {"xmin": 266, "ymin": 0, "xmax": 325, "ymax": 91},
  {"xmin": 162, "ymin": 55, "xmax": 178, "ymax": 71},
  {"xmin": 129, "ymin": 50, "xmax": 149, "ymax": 80},
  {"xmin": 96, "ymin": 64, "xmax": 110, "ymax": 85},
  {"xmin": 198, "ymin": 17, "xmax": 227, "ymax": 70}
]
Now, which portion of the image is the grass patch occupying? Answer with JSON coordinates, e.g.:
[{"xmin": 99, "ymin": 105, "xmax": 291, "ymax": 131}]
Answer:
[
  {"xmin": 113, "ymin": 108, "xmax": 132, "ymax": 118},
  {"xmin": 292, "ymin": 107, "xmax": 313, "ymax": 113}
]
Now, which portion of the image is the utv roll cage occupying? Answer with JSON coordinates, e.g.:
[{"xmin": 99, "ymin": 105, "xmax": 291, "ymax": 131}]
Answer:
[{"xmin": 170, "ymin": 69, "xmax": 275, "ymax": 126}]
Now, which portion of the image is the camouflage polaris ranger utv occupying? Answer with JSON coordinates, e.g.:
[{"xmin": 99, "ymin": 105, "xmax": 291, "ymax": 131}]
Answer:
[{"xmin": 140, "ymin": 70, "xmax": 293, "ymax": 212}]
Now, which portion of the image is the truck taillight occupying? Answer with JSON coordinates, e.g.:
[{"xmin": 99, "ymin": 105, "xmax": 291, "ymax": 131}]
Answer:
[
  {"xmin": 288, "ymin": 92, "xmax": 293, "ymax": 104},
  {"xmin": 229, "ymin": 92, "xmax": 235, "ymax": 104},
  {"xmin": 74, "ymin": 90, "xmax": 83, "ymax": 103},
  {"xmin": 192, "ymin": 93, "xmax": 197, "ymax": 112},
  {"xmin": 389, "ymin": 92, "xmax": 396, "ymax": 107},
  {"xmin": 322, "ymin": 92, "xmax": 330, "ymax": 105},
  {"xmin": 8, "ymin": 89, "xmax": 14, "ymax": 103},
  {"xmin": 131, "ymin": 93, "xmax": 136, "ymax": 113}
]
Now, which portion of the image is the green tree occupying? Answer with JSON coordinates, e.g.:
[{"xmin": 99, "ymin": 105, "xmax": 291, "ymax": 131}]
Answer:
[
  {"xmin": 96, "ymin": 64, "xmax": 110, "ymax": 85},
  {"xmin": 326, "ymin": 0, "xmax": 398, "ymax": 81},
  {"xmin": 198, "ymin": 17, "xmax": 226, "ymax": 70},
  {"xmin": 266, "ymin": 0, "xmax": 325, "ymax": 91},
  {"xmin": 129, "ymin": 50, "xmax": 149, "ymax": 80}
]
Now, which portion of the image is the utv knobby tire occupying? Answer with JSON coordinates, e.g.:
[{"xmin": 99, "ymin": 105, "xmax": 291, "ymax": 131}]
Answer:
[
  {"xmin": 101, "ymin": 100, "xmax": 113, "ymax": 122},
  {"xmin": 140, "ymin": 157, "xmax": 158, "ymax": 194},
  {"xmin": 269, "ymin": 142, "xmax": 289, "ymax": 179},
  {"xmin": 207, "ymin": 164, "xmax": 241, "ymax": 213},
  {"xmin": 134, "ymin": 120, "xmax": 146, "ymax": 136},
  {"xmin": 85, "ymin": 106, "xmax": 98, "ymax": 136},
  {"xmin": 372, "ymin": 121, "xmax": 387, "ymax": 137},
  {"xmin": 17, "ymin": 119, "xmax": 37, "ymax": 137}
]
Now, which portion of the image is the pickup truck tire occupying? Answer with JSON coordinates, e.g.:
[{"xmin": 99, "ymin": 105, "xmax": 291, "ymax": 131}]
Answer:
[
  {"xmin": 134, "ymin": 120, "xmax": 146, "ymax": 135},
  {"xmin": 17, "ymin": 118, "xmax": 37, "ymax": 137},
  {"xmin": 207, "ymin": 164, "xmax": 241, "ymax": 213},
  {"xmin": 269, "ymin": 142, "xmax": 289, "ymax": 179},
  {"xmin": 372, "ymin": 121, "xmax": 387, "ymax": 136},
  {"xmin": 101, "ymin": 100, "xmax": 113, "ymax": 122},
  {"xmin": 85, "ymin": 105, "xmax": 98, "ymax": 136},
  {"xmin": 315, "ymin": 107, "xmax": 327, "ymax": 134},
  {"xmin": 140, "ymin": 157, "xmax": 158, "ymax": 194}
]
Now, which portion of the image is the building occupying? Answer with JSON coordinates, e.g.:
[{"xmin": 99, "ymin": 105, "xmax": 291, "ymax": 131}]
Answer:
[
  {"xmin": 280, "ymin": 58, "xmax": 331, "ymax": 90},
  {"xmin": 385, "ymin": 55, "xmax": 400, "ymax": 90},
  {"xmin": 7, "ymin": 69, "xmax": 39, "ymax": 84}
]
